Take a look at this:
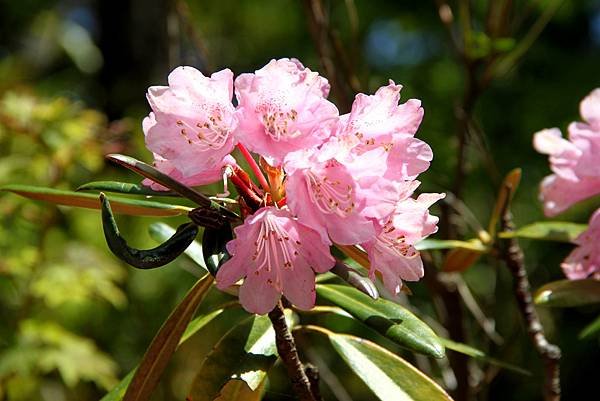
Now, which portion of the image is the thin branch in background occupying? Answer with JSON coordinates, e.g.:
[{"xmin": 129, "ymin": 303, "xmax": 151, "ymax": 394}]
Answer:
[
  {"xmin": 453, "ymin": 276, "xmax": 503, "ymax": 345},
  {"xmin": 499, "ymin": 190, "xmax": 561, "ymax": 401},
  {"xmin": 304, "ymin": 346, "xmax": 354, "ymax": 401},
  {"xmin": 268, "ymin": 301, "xmax": 317, "ymax": 401},
  {"xmin": 174, "ymin": 0, "xmax": 215, "ymax": 73},
  {"xmin": 301, "ymin": 0, "xmax": 354, "ymax": 112}
]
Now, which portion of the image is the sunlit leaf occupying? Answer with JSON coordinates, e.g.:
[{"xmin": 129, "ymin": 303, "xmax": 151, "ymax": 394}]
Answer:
[
  {"xmin": 1, "ymin": 184, "xmax": 191, "ymax": 216},
  {"xmin": 416, "ymin": 238, "xmax": 487, "ymax": 251},
  {"xmin": 316, "ymin": 284, "xmax": 444, "ymax": 358},
  {"xmin": 123, "ymin": 274, "xmax": 214, "ymax": 401},
  {"xmin": 149, "ymin": 222, "xmax": 207, "ymax": 272},
  {"xmin": 534, "ymin": 279, "xmax": 600, "ymax": 307},
  {"xmin": 580, "ymin": 314, "xmax": 600, "ymax": 340},
  {"xmin": 438, "ymin": 338, "xmax": 530, "ymax": 375},
  {"xmin": 188, "ymin": 311, "xmax": 296, "ymax": 401},
  {"xmin": 316, "ymin": 328, "xmax": 453, "ymax": 401},
  {"xmin": 213, "ymin": 379, "xmax": 266, "ymax": 401},
  {"xmin": 498, "ymin": 222, "xmax": 587, "ymax": 243},
  {"xmin": 77, "ymin": 180, "xmax": 178, "ymax": 197}
]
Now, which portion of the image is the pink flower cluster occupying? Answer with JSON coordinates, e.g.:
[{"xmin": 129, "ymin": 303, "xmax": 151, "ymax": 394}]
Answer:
[
  {"xmin": 143, "ymin": 59, "xmax": 443, "ymax": 314},
  {"xmin": 534, "ymin": 88, "xmax": 600, "ymax": 279}
]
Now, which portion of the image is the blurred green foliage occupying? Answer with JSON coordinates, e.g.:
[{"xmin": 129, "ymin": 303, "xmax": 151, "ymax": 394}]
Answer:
[{"xmin": 1, "ymin": 0, "xmax": 600, "ymax": 400}]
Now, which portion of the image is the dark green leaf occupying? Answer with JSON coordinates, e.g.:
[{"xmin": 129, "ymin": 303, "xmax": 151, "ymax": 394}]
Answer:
[
  {"xmin": 438, "ymin": 338, "xmax": 530, "ymax": 376},
  {"xmin": 101, "ymin": 193, "xmax": 198, "ymax": 269},
  {"xmin": 77, "ymin": 180, "xmax": 178, "ymax": 196},
  {"xmin": 330, "ymin": 260, "xmax": 379, "ymax": 299},
  {"xmin": 534, "ymin": 279, "xmax": 600, "ymax": 307},
  {"xmin": 106, "ymin": 154, "xmax": 214, "ymax": 208},
  {"xmin": 1, "ymin": 184, "xmax": 191, "ymax": 216},
  {"xmin": 316, "ymin": 284, "xmax": 444, "ymax": 358},
  {"xmin": 580, "ymin": 314, "xmax": 600, "ymax": 340},
  {"xmin": 149, "ymin": 222, "xmax": 207, "ymax": 272},
  {"xmin": 123, "ymin": 274, "xmax": 214, "ymax": 401},
  {"xmin": 498, "ymin": 222, "xmax": 587, "ymax": 242},
  {"xmin": 321, "ymin": 329, "xmax": 453, "ymax": 401},
  {"xmin": 202, "ymin": 224, "xmax": 233, "ymax": 276},
  {"xmin": 188, "ymin": 311, "xmax": 295, "ymax": 401}
]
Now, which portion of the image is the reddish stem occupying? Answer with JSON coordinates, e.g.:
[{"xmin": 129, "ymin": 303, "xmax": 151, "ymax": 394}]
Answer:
[{"xmin": 236, "ymin": 143, "xmax": 271, "ymax": 194}]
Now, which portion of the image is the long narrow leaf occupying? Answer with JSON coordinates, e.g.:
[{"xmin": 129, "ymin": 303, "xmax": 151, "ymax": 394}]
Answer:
[
  {"xmin": 306, "ymin": 327, "xmax": 453, "ymax": 401},
  {"xmin": 316, "ymin": 284, "xmax": 444, "ymax": 358},
  {"xmin": 534, "ymin": 279, "xmax": 600, "ymax": 307},
  {"xmin": 498, "ymin": 222, "xmax": 587, "ymax": 243},
  {"xmin": 78, "ymin": 180, "xmax": 178, "ymax": 196},
  {"xmin": 1, "ymin": 184, "xmax": 191, "ymax": 216},
  {"xmin": 123, "ymin": 274, "xmax": 214, "ymax": 401}
]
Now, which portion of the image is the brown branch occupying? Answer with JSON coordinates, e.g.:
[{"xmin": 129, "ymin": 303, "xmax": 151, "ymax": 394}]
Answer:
[
  {"xmin": 499, "ymin": 202, "xmax": 561, "ymax": 401},
  {"xmin": 268, "ymin": 301, "xmax": 317, "ymax": 401}
]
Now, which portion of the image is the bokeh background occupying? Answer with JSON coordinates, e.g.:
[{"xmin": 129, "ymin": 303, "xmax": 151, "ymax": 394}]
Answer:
[{"xmin": 1, "ymin": 1, "xmax": 599, "ymax": 400}]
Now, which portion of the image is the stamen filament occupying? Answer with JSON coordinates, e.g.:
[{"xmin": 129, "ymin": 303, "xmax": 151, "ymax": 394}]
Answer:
[{"xmin": 237, "ymin": 143, "xmax": 271, "ymax": 194}]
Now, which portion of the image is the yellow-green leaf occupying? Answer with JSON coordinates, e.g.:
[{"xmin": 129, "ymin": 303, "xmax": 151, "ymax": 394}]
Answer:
[
  {"xmin": 1, "ymin": 184, "xmax": 191, "ymax": 216},
  {"xmin": 316, "ymin": 284, "xmax": 444, "ymax": 358},
  {"xmin": 498, "ymin": 222, "xmax": 587, "ymax": 243},
  {"xmin": 327, "ymin": 331, "xmax": 453, "ymax": 401}
]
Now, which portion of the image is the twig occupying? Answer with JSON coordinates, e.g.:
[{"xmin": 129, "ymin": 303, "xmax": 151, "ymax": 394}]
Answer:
[
  {"xmin": 499, "ymin": 195, "xmax": 561, "ymax": 401},
  {"xmin": 268, "ymin": 301, "xmax": 317, "ymax": 401}
]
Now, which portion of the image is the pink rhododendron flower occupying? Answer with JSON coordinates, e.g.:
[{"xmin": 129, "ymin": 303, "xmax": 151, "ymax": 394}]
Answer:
[
  {"xmin": 234, "ymin": 58, "xmax": 339, "ymax": 165},
  {"xmin": 139, "ymin": 60, "xmax": 443, "ymax": 314},
  {"xmin": 534, "ymin": 88, "xmax": 600, "ymax": 216},
  {"xmin": 562, "ymin": 208, "xmax": 600, "ymax": 280},
  {"xmin": 144, "ymin": 67, "xmax": 237, "ymax": 178},
  {"xmin": 284, "ymin": 147, "xmax": 394, "ymax": 245},
  {"xmin": 215, "ymin": 207, "xmax": 335, "ymax": 314},
  {"xmin": 362, "ymin": 191, "xmax": 445, "ymax": 294},
  {"xmin": 337, "ymin": 81, "xmax": 424, "ymax": 149}
]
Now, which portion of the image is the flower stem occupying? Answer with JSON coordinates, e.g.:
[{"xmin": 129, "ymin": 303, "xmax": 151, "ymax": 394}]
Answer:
[
  {"xmin": 268, "ymin": 301, "xmax": 317, "ymax": 401},
  {"xmin": 236, "ymin": 143, "xmax": 271, "ymax": 194}
]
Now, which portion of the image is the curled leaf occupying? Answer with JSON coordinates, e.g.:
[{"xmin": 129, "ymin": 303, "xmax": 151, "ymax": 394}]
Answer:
[
  {"xmin": 100, "ymin": 193, "xmax": 198, "ymax": 269},
  {"xmin": 202, "ymin": 224, "xmax": 233, "ymax": 276},
  {"xmin": 330, "ymin": 260, "xmax": 379, "ymax": 300}
]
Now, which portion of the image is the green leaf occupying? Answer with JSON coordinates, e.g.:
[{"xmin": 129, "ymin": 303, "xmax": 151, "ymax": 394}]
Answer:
[
  {"xmin": 202, "ymin": 224, "xmax": 233, "ymax": 276},
  {"xmin": 1, "ymin": 184, "xmax": 191, "ymax": 216},
  {"xmin": 149, "ymin": 222, "xmax": 208, "ymax": 272},
  {"xmin": 213, "ymin": 379, "xmax": 266, "ymax": 401},
  {"xmin": 316, "ymin": 284, "xmax": 444, "ymax": 358},
  {"xmin": 188, "ymin": 311, "xmax": 296, "ymax": 401},
  {"xmin": 100, "ymin": 193, "xmax": 198, "ymax": 269},
  {"xmin": 77, "ymin": 180, "xmax": 178, "ymax": 197},
  {"xmin": 438, "ymin": 338, "xmax": 530, "ymax": 376},
  {"xmin": 123, "ymin": 274, "xmax": 214, "ymax": 401},
  {"xmin": 321, "ymin": 329, "xmax": 453, "ymax": 401},
  {"xmin": 498, "ymin": 222, "xmax": 587, "ymax": 242},
  {"xmin": 580, "ymin": 314, "xmax": 600, "ymax": 340},
  {"xmin": 416, "ymin": 238, "xmax": 487, "ymax": 251},
  {"xmin": 106, "ymin": 154, "xmax": 215, "ymax": 209},
  {"xmin": 534, "ymin": 279, "xmax": 600, "ymax": 307},
  {"xmin": 101, "ymin": 306, "xmax": 243, "ymax": 401}
]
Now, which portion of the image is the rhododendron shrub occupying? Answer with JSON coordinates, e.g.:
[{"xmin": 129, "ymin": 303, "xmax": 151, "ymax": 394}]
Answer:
[{"xmin": 142, "ymin": 59, "xmax": 443, "ymax": 313}]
